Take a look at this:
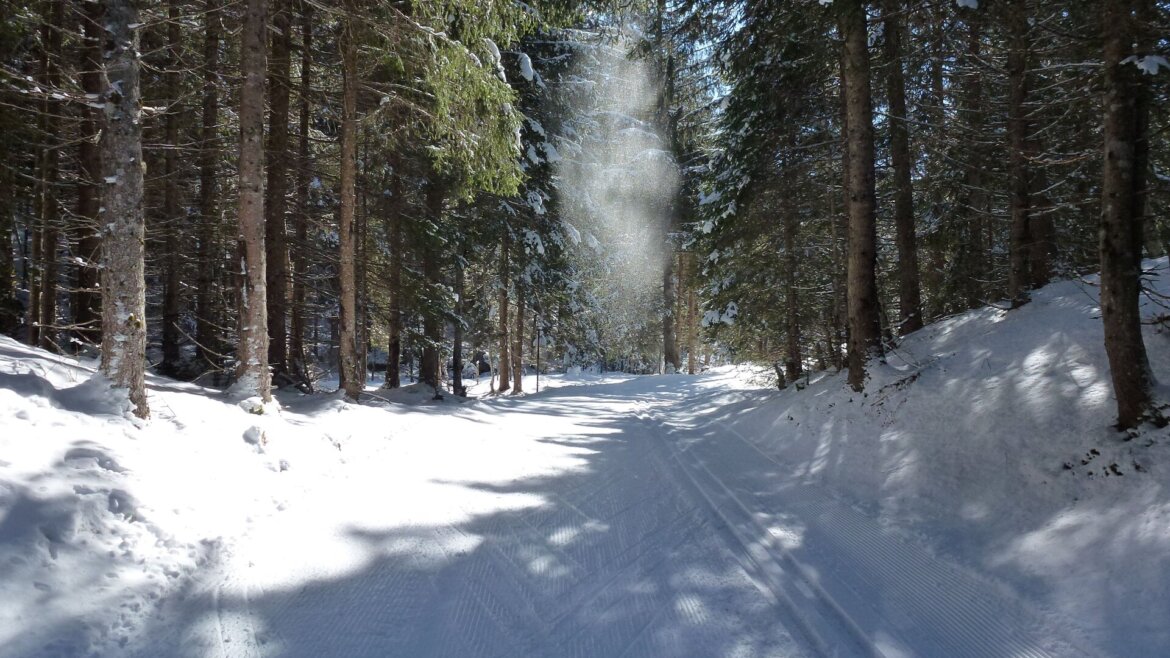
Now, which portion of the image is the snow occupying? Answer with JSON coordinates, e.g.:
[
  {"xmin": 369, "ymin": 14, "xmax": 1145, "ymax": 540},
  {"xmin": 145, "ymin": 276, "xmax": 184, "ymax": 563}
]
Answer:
[
  {"xmin": 4, "ymin": 263, "xmax": 1170, "ymax": 656},
  {"xmin": 1127, "ymin": 54, "xmax": 1170, "ymax": 75},
  {"xmin": 518, "ymin": 53, "xmax": 535, "ymax": 82}
]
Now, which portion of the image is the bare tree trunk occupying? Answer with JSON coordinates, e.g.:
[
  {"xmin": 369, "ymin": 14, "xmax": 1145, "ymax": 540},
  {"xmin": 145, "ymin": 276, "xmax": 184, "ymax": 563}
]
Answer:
[
  {"xmin": 76, "ymin": 0, "xmax": 103, "ymax": 348},
  {"xmin": 357, "ymin": 135, "xmax": 369, "ymax": 380},
  {"xmin": 337, "ymin": 7, "xmax": 361, "ymax": 399},
  {"xmin": 1029, "ymin": 169, "xmax": 1053, "ymax": 289},
  {"xmin": 453, "ymin": 250, "xmax": 466, "ymax": 397},
  {"xmin": 289, "ymin": 0, "xmax": 312, "ymax": 384},
  {"xmin": 922, "ymin": 8, "xmax": 947, "ymax": 321},
  {"xmin": 960, "ymin": 15, "xmax": 988, "ymax": 308},
  {"xmin": 36, "ymin": 1, "xmax": 65, "ymax": 351},
  {"xmin": 1100, "ymin": 0, "xmax": 1154, "ymax": 429},
  {"xmin": 676, "ymin": 251, "xmax": 686, "ymax": 362},
  {"xmin": 419, "ymin": 181, "xmax": 444, "ymax": 392},
  {"xmin": 98, "ymin": 0, "xmax": 148, "ymax": 418},
  {"xmin": 512, "ymin": 281, "xmax": 524, "ymax": 393},
  {"xmin": 654, "ymin": 1, "xmax": 680, "ymax": 374},
  {"xmin": 1006, "ymin": 0, "xmax": 1033, "ymax": 307},
  {"xmin": 0, "ymin": 143, "xmax": 14, "ymax": 332},
  {"xmin": 686, "ymin": 254, "xmax": 698, "ymax": 375},
  {"xmin": 497, "ymin": 234, "xmax": 511, "ymax": 393},
  {"xmin": 384, "ymin": 163, "xmax": 403, "ymax": 389},
  {"xmin": 235, "ymin": 0, "xmax": 272, "ymax": 401},
  {"xmin": 196, "ymin": 0, "xmax": 221, "ymax": 369},
  {"xmin": 783, "ymin": 190, "xmax": 802, "ymax": 382},
  {"xmin": 882, "ymin": 0, "xmax": 921, "ymax": 334},
  {"xmin": 840, "ymin": 0, "xmax": 883, "ymax": 391},
  {"xmin": 662, "ymin": 248, "xmax": 679, "ymax": 373},
  {"xmin": 265, "ymin": 0, "xmax": 292, "ymax": 379},
  {"xmin": 161, "ymin": 0, "xmax": 184, "ymax": 375}
]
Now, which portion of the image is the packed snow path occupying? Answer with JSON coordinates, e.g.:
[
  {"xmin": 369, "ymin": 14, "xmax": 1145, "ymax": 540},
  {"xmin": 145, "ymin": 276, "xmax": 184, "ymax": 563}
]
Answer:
[{"xmin": 157, "ymin": 376, "xmax": 1098, "ymax": 658}]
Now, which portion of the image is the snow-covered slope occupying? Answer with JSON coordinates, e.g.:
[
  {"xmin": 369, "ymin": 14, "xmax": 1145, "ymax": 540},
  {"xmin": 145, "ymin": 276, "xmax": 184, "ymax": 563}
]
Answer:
[
  {"xmin": 668, "ymin": 262, "xmax": 1170, "ymax": 656},
  {"xmin": 1, "ymin": 262, "xmax": 1168, "ymax": 657}
]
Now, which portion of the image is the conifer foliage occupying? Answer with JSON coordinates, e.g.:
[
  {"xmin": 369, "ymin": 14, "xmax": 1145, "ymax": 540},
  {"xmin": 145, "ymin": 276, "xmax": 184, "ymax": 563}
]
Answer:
[{"xmin": 0, "ymin": 0, "xmax": 1165, "ymax": 428}]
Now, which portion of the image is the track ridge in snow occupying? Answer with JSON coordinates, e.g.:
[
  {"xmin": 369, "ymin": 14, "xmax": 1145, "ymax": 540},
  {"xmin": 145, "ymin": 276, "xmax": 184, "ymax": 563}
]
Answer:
[
  {"xmin": 642, "ymin": 392, "xmax": 1106, "ymax": 658},
  {"xmin": 634, "ymin": 403, "xmax": 875, "ymax": 658}
]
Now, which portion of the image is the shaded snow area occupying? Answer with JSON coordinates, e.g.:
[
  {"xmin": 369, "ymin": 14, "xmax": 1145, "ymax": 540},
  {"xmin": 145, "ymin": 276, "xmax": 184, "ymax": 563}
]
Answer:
[{"xmin": 3, "ymin": 264, "xmax": 1170, "ymax": 658}]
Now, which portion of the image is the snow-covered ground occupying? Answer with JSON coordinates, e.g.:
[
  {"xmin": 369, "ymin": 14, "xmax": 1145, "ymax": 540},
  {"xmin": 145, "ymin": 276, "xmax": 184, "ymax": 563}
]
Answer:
[{"xmin": 2, "ymin": 263, "xmax": 1169, "ymax": 657}]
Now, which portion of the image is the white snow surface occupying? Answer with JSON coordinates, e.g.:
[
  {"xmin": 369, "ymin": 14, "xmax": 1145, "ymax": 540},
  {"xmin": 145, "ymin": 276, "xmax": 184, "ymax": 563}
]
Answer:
[{"xmin": 4, "ymin": 263, "xmax": 1170, "ymax": 657}]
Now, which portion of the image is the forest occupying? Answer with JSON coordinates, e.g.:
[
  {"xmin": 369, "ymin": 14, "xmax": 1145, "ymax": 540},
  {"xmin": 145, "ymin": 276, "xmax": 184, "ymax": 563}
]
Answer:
[{"xmin": 0, "ymin": 0, "xmax": 1166, "ymax": 429}]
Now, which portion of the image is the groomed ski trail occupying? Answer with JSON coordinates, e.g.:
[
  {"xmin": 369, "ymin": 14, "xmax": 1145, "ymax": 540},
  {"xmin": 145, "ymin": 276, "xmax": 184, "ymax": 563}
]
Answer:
[
  {"xmin": 164, "ymin": 374, "xmax": 1104, "ymax": 658},
  {"xmin": 629, "ymin": 377, "xmax": 1106, "ymax": 658}
]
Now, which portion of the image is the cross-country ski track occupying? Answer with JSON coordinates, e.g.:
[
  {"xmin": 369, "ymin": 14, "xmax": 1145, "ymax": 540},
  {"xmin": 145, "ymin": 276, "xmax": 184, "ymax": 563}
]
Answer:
[{"xmin": 142, "ymin": 375, "xmax": 1101, "ymax": 658}]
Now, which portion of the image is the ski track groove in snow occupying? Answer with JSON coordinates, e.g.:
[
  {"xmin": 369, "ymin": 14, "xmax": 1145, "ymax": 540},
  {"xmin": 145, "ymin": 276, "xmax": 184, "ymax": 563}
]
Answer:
[{"xmin": 641, "ymin": 392, "xmax": 1104, "ymax": 658}]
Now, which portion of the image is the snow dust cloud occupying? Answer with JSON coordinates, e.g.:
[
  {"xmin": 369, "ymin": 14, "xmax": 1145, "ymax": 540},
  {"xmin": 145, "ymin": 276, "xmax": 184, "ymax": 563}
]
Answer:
[{"xmin": 555, "ymin": 38, "xmax": 677, "ymax": 363}]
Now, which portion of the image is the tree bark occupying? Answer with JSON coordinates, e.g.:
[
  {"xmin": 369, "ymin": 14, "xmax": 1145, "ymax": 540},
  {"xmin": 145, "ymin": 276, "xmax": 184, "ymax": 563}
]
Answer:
[
  {"xmin": 289, "ymin": 0, "xmax": 312, "ymax": 384},
  {"xmin": 922, "ymin": 6, "xmax": 947, "ymax": 321},
  {"xmin": 337, "ymin": 7, "xmax": 361, "ymax": 399},
  {"xmin": 98, "ymin": 0, "xmax": 148, "ymax": 418},
  {"xmin": 453, "ymin": 250, "xmax": 466, "ymax": 397},
  {"xmin": 265, "ymin": 0, "xmax": 292, "ymax": 378},
  {"xmin": 497, "ymin": 233, "xmax": 511, "ymax": 393},
  {"xmin": 1006, "ymin": 0, "xmax": 1034, "ymax": 307},
  {"xmin": 0, "ymin": 140, "xmax": 14, "ymax": 333},
  {"xmin": 384, "ymin": 162, "xmax": 404, "ymax": 389},
  {"xmin": 783, "ymin": 188, "xmax": 802, "ymax": 382},
  {"xmin": 840, "ymin": 0, "xmax": 883, "ymax": 391},
  {"xmin": 75, "ymin": 0, "xmax": 103, "ymax": 348},
  {"xmin": 235, "ymin": 0, "xmax": 272, "ymax": 401},
  {"xmin": 1099, "ymin": 0, "xmax": 1154, "ymax": 429},
  {"xmin": 960, "ymin": 14, "xmax": 988, "ymax": 308},
  {"xmin": 686, "ymin": 254, "xmax": 698, "ymax": 375},
  {"xmin": 36, "ymin": 0, "xmax": 65, "ymax": 351},
  {"xmin": 882, "ymin": 0, "xmax": 921, "ymax": 334},
  {"xmin": 420, "ymin": 181, "xmax": 445, "ymax": 392},
  {"xmin": 512, "ymin": 280, "xmax": 524, "ymax": 393},
  {"xmin": 196, "ymin": 0, "xmax": 221, "ymax": 369},
  {"xmin": 161, "ymin": 0, "xmax": 184, "ymax": 374}
]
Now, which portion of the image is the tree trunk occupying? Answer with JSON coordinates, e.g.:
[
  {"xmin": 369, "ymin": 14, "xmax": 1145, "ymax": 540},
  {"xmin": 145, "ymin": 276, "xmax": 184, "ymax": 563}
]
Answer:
[
  {"xmin": 1029, "ymin": 168, "xmax": 1053, "ymax": 289},
  {"xmin": 196, "ymin": 0, "xmax": 221, "ymax": 369},
  {"xmin": 1099, "ymin": 0, "xmax": 1153, "ymax": 429},
  {"xmin": 512, "ymin": 281, "xmax": 524, "ymax": 393},
  {"xmin": 922, "ymin": 7, "xmax": 947, "ymax": 321},
  {"xmin": 840, "ymin": 0, "xmax": 883, "ymax": 391},
  {"xmin": 357, "ymin": 136, "xmax": 369, "ymax": 380},
  {"xmin": 265, "ymin": 0, "xmax": 292, "ymax": 379},
  {"xmin": 1006, "ymin": 0, "xmax": 1033, "ymax": 307},
  {"xmin": 662, "ymin": 248, "xmax": 679, "ymax": 373},
  {"xmin": 453, "ymin": 250, "xmax": 466, "ymax": 397},
  {"xmin": 98, "ymin": 0, "xmax": 148, "ymax": 418},
  {"xmin": 75, "ymin": 0, "xmax": 103, "ymax": 348},
  {"xmin": 0, "ymin": 142, "xmax": 14, "ymax": 333},
  {"xmin": 686, "ymin": 254, "xmax": 698, "ymax": 375},
  {"xmin": 337, "ymin": 7, "xmax": 361, "ymax": 399},
  {"xmin": 882, "ymin": 0, "xmax": 921, "ymax": 334},
  {"xmin": 161, "ymin": 0, "xmax": 184, "ymax": 375},
  {"xmin": 497, "ymin": 233, "xmax": 511, "ymax": 393},
  {"xmin": 783, "ymin": 189, "xmax": 802, "ymax": 382},
  {"xmin": 385, "ymin": 162, "xmax": 404, "ymax": 389},
  {"xmin": 289, "ymin": 0, "xmax": 312, "ymax": 384},
  {"xmin": 420, "ymin": 181, "xmax": 445, "ymax": 392},
  {"xmin": 235, "ymin": 0, "xmax": 272, "ymax": 401},
  {"xmin": 36, "ymin": 1, "xmax": 65, "ymax": 351},
  {"xmin": 960, "ymin": 15, "xmax": 988, "ymax": 309}
]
